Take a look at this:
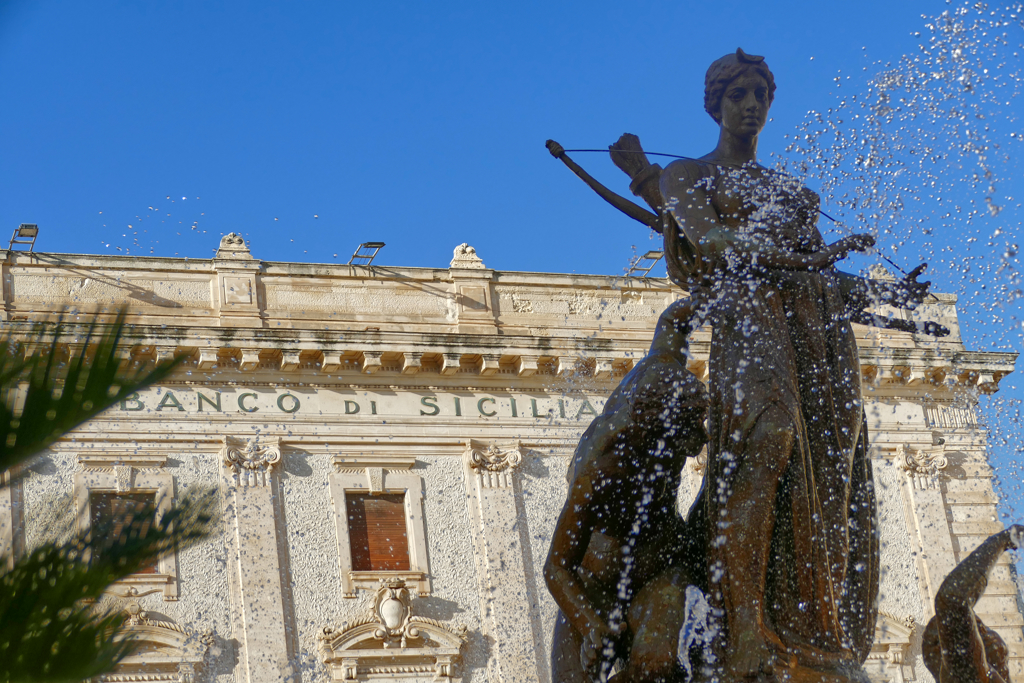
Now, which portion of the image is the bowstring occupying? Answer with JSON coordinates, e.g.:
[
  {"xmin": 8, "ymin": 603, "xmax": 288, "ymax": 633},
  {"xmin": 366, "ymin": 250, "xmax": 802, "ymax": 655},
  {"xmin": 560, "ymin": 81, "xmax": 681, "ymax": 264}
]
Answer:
[{"xmin": 562, "ymin": 148, "xmax": 912, "ymax": 277}]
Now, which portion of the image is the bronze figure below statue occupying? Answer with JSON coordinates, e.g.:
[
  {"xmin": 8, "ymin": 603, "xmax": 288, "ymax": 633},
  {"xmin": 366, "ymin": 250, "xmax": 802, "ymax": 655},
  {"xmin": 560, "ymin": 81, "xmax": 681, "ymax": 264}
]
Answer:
[
  {"xmin": 546, "ymin": 48, "xmax": 949, "ymax": 683},
  {"xmin": 923, "ymin": 525, "xmax": 1023, "ymax": 683}
]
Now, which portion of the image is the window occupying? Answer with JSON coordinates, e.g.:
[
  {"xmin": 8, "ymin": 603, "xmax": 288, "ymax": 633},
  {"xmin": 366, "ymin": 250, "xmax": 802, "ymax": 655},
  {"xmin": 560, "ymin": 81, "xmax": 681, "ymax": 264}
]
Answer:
[
  {"xmin": 88, "ymin": 491, "xmax": 159, "ymax": 573},
  {"xmin": 329, "ymin": 455, "xmax": 430, "ymax": 597},
  {"xmin": 74, "ymin": 454, "xmax": 179, "ymax": 600},
  {"xmin": 346, "ymin": 493, "xmax": 411, "ymax": 571}
]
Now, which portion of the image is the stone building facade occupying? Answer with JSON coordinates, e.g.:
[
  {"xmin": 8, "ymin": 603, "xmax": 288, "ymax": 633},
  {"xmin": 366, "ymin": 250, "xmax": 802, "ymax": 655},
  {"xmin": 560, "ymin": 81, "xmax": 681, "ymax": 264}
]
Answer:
[{"xmin": 0, "ymin": 234, "xmax": 1021, "ymax": 683}]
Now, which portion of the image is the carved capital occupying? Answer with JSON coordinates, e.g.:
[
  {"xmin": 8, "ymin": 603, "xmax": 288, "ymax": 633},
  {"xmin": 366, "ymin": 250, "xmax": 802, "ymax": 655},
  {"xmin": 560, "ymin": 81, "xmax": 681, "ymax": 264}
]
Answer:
[
  {"xmin": 465, "ymin": 440, "xmax": 523, "ymax": 489},
  {"xmin": 222, "ymin": 436, "xmax": 282, "ymax": 487},
  {"xmin": 897, "ymin": 444, "xmax": 947, "ymax": 489}
]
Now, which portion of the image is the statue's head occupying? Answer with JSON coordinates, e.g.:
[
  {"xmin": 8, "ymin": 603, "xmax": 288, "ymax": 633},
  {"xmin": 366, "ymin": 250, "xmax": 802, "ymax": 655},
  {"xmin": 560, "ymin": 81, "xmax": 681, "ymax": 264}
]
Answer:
[{"xmin": 704, "ymin": 48, "xmax": 776, "ymax": 125}]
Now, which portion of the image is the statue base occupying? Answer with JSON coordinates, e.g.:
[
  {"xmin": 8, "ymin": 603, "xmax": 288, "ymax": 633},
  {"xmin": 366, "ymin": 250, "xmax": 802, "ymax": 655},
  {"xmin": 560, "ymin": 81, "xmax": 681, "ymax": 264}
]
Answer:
[
  {"xmin": 695, "ymin": 663, "xmax": 870, "ymax": 683},
  {"xmin": 774, "ymin": 667, "xmax": 868, "ymax": 683}
]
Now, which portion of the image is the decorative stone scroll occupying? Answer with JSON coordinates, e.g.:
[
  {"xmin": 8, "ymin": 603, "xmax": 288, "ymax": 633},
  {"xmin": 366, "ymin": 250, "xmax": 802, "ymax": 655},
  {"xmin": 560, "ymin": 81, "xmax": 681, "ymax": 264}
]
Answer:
[
  {"xmin": 465, "ymin": 441, "xmax": 523, "ymax": 489},
  {"xmin": 449, "ymin": 243, "xmax": 486, "ymax": 269},
  {"xmin": 690, "ymin": 448, "xmax": 708, "ymax": 476},
  {"xmin": 222, "ymin": 436, "xmax": 282, "ymax": 487},
  {"xmin": 898, "ymin": 443, "xmax": 948, "ymax": 490},
  {"xmin": 319, "ymin": 580, "xmax": 466, "ymax": 681},
  {"xmin": 215, "ymin": 232, "xmax": 252, "ymax": 259}
]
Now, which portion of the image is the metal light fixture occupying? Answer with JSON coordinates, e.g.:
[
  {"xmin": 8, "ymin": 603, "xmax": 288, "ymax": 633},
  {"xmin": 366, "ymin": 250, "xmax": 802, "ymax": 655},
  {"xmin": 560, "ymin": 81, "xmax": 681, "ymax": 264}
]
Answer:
[
  {"xmin": 348, "ymin": 242, "xmax": 386, "ymax": 266},
  {"xmin": 626, "ymin": 250, "xmax": 664, "ymax": 277},
  {"xmin": 9, "ymin": 224, "xmax": 39, "ymax": 252}
]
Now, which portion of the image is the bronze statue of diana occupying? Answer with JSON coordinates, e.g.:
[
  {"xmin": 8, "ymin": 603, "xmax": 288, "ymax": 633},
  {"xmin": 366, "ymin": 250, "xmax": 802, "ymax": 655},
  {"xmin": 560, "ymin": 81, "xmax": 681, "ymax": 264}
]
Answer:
[{"xmin": 546, "ymin": 48, "xmax": 947, "ymax": 683}]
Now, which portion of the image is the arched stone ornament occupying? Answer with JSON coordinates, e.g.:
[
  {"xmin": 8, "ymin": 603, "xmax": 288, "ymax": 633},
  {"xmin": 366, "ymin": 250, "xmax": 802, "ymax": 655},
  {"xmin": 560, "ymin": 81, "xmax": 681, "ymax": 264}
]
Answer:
[
  {"xmin": 319, "ymin": 580, "xmax": 467, "ymax": 681},
  {"xmin": 93, "ymin": 593, "xmax": 213, "ymax": 682}
]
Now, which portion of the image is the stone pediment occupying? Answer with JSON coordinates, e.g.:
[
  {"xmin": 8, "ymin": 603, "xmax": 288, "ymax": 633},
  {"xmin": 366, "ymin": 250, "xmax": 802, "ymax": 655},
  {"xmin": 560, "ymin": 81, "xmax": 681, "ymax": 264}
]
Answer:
[
  {"xmin": 865, "ymin": 611, "xmax": 918, "ymax": 681},
  {"xmin": 93, "ymin": 588, "xmax": 212, "ymax": 681},
  {"xmin": 320, "ymin": 580, "xmax": 467, "ymax": 681}
]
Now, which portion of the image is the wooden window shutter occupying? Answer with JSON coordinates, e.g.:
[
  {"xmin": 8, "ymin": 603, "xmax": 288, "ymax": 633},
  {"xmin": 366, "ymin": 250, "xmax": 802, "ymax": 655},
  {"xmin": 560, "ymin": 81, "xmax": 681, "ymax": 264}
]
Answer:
[
  {"xmin": 346, "ymin": 492, "xmax": 411, "ymax": 571},
  {"xmin": 89, "ymin": 492, "xmax": 159, "ymax": 573}
]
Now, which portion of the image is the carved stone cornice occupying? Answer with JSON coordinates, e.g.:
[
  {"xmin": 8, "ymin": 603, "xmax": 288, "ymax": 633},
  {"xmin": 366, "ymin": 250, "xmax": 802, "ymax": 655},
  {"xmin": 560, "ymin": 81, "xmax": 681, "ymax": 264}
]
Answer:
[{"xmin": 222, "ymin": 436, "xmax": 281, "ymax": 487}]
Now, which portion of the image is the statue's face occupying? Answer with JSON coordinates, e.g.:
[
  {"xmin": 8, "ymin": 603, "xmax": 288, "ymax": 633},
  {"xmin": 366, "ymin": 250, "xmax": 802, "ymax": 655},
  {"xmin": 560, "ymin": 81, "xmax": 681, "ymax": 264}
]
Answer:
[{"xmin": 718, "ymin": 71, "xmax": 770, "ymax": 139}]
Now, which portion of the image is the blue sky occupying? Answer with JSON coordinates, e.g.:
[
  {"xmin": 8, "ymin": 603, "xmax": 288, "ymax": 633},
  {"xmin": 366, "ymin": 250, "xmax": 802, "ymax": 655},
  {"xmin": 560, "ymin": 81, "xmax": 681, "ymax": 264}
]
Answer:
[
  {"xmin": 0, "ymin": 0, "xmax": 937, "ymax": 272},
  {"xmin": 4, "ymin": 1, "xmax": 1024, "ymax": 519}
]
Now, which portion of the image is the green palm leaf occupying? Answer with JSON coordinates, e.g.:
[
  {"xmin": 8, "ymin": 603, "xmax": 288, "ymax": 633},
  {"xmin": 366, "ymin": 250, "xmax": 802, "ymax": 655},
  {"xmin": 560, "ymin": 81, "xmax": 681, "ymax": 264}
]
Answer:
[
  {"xmin": 0, "ymin": 308, "xmax": 218, "ymax": 681},
  {"xmin": 0, "ymin": 308, "xmax": 181, "ymax": 475}
]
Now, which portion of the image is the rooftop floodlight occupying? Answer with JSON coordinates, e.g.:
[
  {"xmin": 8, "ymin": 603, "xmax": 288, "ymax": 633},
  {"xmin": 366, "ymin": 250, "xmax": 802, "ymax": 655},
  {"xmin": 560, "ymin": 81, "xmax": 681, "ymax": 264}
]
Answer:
[
  {"xmin": 9, "ymin": 224, "xmax": 39, "ymax": 252},
  {"xmin": 626, "ymin": 249, "xmax": 664, "ymax": 277},
  {"xmin": 348, "ymin": 242, "xmax": 386, "ymax": 266}
]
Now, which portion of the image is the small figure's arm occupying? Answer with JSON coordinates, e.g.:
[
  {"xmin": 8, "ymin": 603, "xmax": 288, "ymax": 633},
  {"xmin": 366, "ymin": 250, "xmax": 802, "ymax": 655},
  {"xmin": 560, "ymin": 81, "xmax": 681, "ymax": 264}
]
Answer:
[
  {"xmin": 929, "ymin": 525, "xmax": 1023, "ymax": 683},
  {"xmin": 544, "ymin": 475, "xmax": 626, "ymax": 674}
]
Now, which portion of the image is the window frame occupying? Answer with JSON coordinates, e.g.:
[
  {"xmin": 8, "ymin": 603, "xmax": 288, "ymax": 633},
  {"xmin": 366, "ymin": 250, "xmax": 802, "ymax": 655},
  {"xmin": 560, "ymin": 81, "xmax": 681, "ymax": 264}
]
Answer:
[
  {"xmin": 74, "ymin": 454, "xmax": 179, "ymax": 600},
  {"xmin": 329, "ymin": 456, "xmax": 430, "ymax": 597}
]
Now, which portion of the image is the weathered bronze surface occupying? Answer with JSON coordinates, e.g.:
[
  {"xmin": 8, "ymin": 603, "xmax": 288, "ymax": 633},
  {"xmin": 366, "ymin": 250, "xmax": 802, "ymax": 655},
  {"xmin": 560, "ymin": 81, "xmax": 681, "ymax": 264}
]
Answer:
[
  {"xmin": 546, "ymin": 48, "xmax": 946, "ymax": 682},
  {"xmin": 922, "ymin": 525, "xmax": 1023, "ymax": 683},
  {"xmin": 545, "ymin": 298, "xmax": 708, "ymax": 683}
]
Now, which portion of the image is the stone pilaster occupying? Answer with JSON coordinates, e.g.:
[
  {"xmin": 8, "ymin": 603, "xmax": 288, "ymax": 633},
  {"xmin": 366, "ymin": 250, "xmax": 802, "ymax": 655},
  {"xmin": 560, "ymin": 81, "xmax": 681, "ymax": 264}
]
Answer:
[
  {"xmin": 462, "ymin": 440, "xmax": 542, "ymax": 683},
  {"xmin": 222, "ymin": 435, "xmax": 293, "ymax": 682},
  {"xmin": 897, "ymin": 444, "xmax": 957, "ymax": 614},
  {"xmin": 0, "ymin": 470, "xmax": 23, "ymax": 571}
]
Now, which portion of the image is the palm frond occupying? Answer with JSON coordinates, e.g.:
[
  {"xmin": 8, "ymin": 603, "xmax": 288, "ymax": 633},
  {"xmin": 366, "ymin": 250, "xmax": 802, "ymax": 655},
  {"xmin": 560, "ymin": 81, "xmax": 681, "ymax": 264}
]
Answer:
[
  {"xmin": 0, "ymin": 308, "xmax": 182, "ymax": 475},
  {"xmin": 0, "ymin": 490, "xmax": 217, "ymax": 682},
  {"xmin": 0, "ymin": 307, "xmax": 218, "ymax": 681}
]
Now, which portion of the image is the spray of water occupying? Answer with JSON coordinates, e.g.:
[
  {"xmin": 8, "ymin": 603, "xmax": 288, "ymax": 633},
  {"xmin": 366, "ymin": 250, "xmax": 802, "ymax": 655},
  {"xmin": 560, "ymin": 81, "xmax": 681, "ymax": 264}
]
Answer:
[{"xmin": 774, "ymin": 3, "xmax": 1024, "ymax": 533}]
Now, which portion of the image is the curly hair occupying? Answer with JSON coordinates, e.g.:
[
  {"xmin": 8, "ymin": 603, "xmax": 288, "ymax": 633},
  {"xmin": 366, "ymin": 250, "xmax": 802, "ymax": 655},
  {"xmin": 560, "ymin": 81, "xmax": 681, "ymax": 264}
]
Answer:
[{"xmin": 704, "ymin": 48, "xmax": 776, "ymax": 123}]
